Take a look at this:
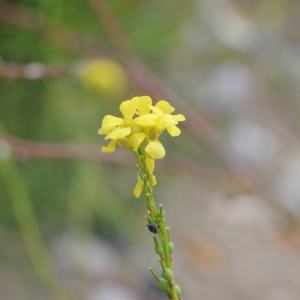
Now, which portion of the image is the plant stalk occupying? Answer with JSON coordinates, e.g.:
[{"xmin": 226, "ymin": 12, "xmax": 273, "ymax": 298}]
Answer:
[{"xmin": 135, "ymin": 148, "xmax": 182, "ymax": 300}]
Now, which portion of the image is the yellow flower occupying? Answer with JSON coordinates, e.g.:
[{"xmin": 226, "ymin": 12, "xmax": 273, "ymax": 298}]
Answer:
[
  {"xmin": 98, "ymin": 98, "xmax": 139, "ymax": 152},
  {"xmin": 133, "ymin": 100, "xmax": 185, "ymax": 159},
  {"xmin": 98, "ymin": 96, "xmax": 185, "ymax": 197},
  {"xmin": 98, "ymin": 96, "xmax": 185, "ymax": 156},
  {"xmin": 134, "ymin": 100, "xmax": 185, "ymax": 136},
  {"xmin": 78, "ymin": 59, "xmax": 127, "ymax": 95}
]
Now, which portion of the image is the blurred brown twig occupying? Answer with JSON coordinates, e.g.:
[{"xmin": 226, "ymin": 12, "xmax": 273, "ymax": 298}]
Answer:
[
  {"xmin": 0, "ymin": 134, "xmax": 223, "ymax": 183},
  {"xmin": 0, "ymin": 62, "xmax": 67, "ymax": 80}
]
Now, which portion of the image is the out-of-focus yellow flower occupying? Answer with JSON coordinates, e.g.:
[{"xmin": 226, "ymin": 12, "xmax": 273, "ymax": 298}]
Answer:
[
  {"xmin": 78, "ymin": 59, "xmax": 127, "ymax": 95},
  {"xmin": 98, "ymin": 95, "xmax": 185, "ymax": 197}
]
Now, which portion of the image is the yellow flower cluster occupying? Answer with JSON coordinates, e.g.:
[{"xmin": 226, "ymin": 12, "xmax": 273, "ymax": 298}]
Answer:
[{"xmin": 98, "ymin": 96, "xmax": 185, "ymax": 197}]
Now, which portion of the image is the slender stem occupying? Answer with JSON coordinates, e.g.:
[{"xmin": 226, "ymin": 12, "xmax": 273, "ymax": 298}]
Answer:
[{"xmin": 135, "ymin": 149, "xmax": 182, "ymax": 300}]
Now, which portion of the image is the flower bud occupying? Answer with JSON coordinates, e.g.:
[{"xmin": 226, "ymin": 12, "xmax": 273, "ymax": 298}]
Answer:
[
  {"xmin": 158, "ymin": 278, "xmax": 168, "ymax": 291},
  {"xmin": 155, "ymin": 245, "xmax": 163, "ymax": 256},
  {"xmin": 154, "ymin": 237, "xmax": 163, "ymax": 256},
  {"xmin": 162, "ymin": 268, "xmax": 174, "ymax": 281},
  {"xmin": 168, "ymin": 242, "xmax": 175, "ymax": 253},
  {"xmin": 174, "ymin": 284, "xmax": 181, "ymax": 296}
]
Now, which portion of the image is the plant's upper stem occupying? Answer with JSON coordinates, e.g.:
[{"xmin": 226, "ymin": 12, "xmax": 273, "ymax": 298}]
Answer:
[{"xmin": 135, "ymin": 148, "xmax": 182, "ymax": 300}]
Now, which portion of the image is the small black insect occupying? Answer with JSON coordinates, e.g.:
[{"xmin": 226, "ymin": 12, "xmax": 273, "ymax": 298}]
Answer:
[{"xmin": 147, "ymin": 223, "xmax": 158, "ymax": 234}]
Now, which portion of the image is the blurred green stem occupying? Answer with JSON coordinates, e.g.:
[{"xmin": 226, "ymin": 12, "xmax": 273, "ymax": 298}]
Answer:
[{"xmin": 0, "ymin": 157, "xmax": 74, "ymax": 300}]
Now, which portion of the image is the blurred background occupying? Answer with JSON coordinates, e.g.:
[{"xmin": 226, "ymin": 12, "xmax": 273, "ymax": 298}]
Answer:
[{"xmin": 1, "ymin": 0, "xmax": 300, "ymax": 299}]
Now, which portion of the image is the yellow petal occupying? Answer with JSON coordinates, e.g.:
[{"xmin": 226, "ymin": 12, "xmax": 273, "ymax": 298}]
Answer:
[
  {"xmin": 107, "ymin": 127, "xmax": 131, "ymax": 139},
  {"xmin": 160, "ymin": 114, "xmax": 177, "ymax": 127},
  {"xmin": 145, "ymin": 140, "xmax": 166, "ymax": 159},
  {"xmin": 98, "ymin": 128, "xmax": 106, "ymax": 135},
  {"xmin": 167, "ymin": 125, "xmax": 181, "ymax": 137},
  {"xmin": 173, "ymin": 114, "xmax": 186, "ymax": 122},
  {"xmin": 133, "ymin": 177, "xmax": 144, "ymax": 198},
  {"xmin": 155, "ymin": 100, "xmax": 175, "ymax": 113},
  {"xmin": 145, "ymin": 156, "xmax": 155, "ymax": 174},
  {"xmin": 135, "ymin": 96, "xmax": 152, "ymax": 115},
  {"xmin": 129, "ymin": 132, "xmax": 146, "ymax": 151},
  {"xmin": 120, "ymin": 99, "xmax": 137, "ymax": 119},
  {"xmin": 150, "ymin": 105, "xmax": 163, "ymax": 115},
  {"xmin": 151, "ymin": 175, "xmax": 157, "ymax": 186},
  {"xmin": 134, "ymin": 114, "xmax": 158, "ymax": 126},
  {"xmin": 101, "ymin": 140, "xmax": 116, "ymax": 153},
  {"xmin": 99, "ymin": 115, "xmax": 124, "ymax": 133}
]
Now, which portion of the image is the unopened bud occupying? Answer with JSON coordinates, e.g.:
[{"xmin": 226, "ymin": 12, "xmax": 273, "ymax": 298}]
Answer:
[
  {"xmin": 154, "ymin": 237, "xmax": 163, "ymax": 255},
  {"xmin": 158, "ymin": 278, "xmax": 168, "ymax": 291},
  {"xmin": 168, "ymin": 242, "xmax": 175, "ymax": 253},
  {"xmin": 174, "ymin": 284, "xmax": 182, "ymax": 296},
  {"xmin": 162, "ymin": 268, "xmax": 174, "ymax": 281}
]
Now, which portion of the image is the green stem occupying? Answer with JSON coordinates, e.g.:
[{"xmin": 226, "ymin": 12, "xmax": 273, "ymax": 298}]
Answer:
[
  {"xmin": 0, "ymin": 157, "xmax": 76, "ymax": 300},
  {"xmin": 135, "ymin": 149, "xmax": 182, "ymax": 300}
]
